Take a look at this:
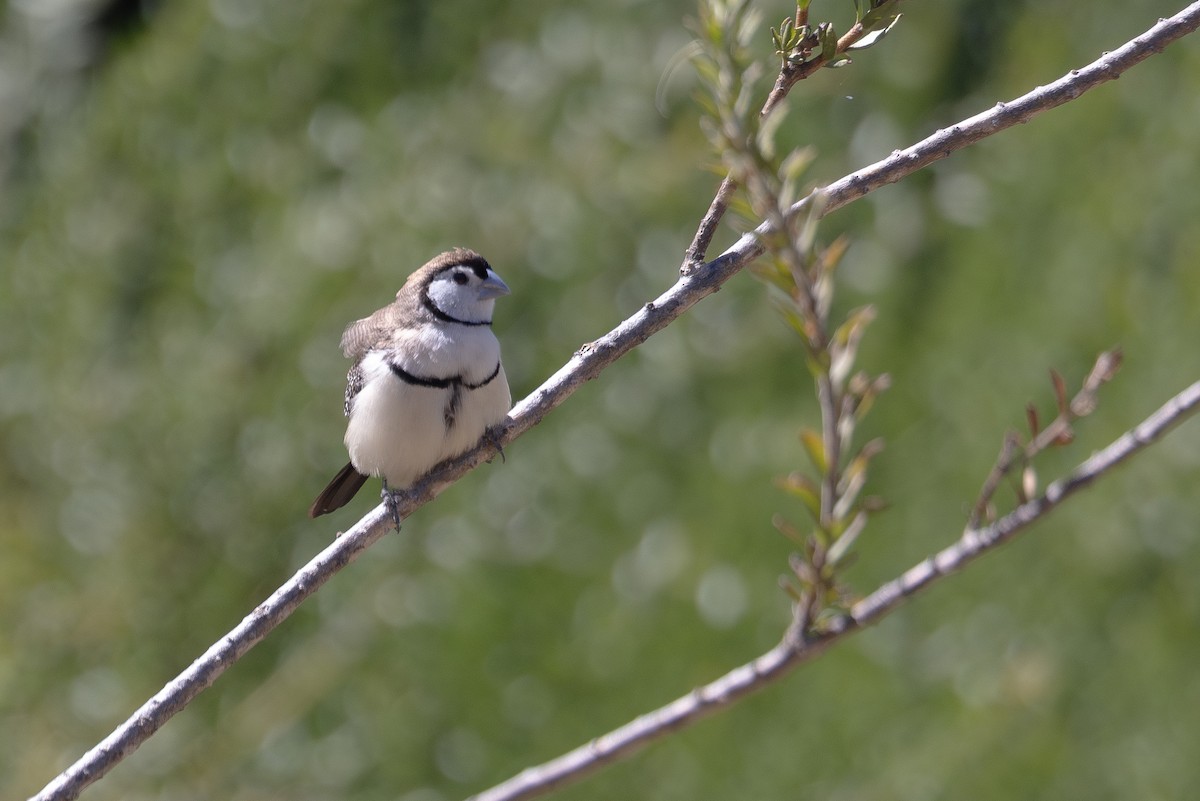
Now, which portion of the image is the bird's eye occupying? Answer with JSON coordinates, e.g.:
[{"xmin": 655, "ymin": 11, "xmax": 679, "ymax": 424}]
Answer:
[{"xmin": 452, "ymin": 271, "xmax": 470, "ymax": 285}]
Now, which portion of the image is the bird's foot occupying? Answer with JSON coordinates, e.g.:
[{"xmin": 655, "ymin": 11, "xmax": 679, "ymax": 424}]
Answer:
[{"xmin": 380, "ymin": 480, "xmax": 403, "ymax": 531}]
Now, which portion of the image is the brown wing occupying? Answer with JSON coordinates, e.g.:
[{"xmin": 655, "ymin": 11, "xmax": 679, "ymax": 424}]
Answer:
[
  {"xmin": 341, "ymin": 298, "xmax": 427, "ymax": 408},
  {"xmin": 338, "ymin": 313, "xmax": 393, "ymax": 415},
  {"xmin": 340, "ymin": 312, "xmax": 393, "ymax": 360}
]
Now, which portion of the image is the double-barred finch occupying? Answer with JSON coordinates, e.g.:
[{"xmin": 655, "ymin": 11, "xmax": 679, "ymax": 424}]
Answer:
[{"xmin": 309, "ymin": 248, "xmax": 512, "ymax": 521}]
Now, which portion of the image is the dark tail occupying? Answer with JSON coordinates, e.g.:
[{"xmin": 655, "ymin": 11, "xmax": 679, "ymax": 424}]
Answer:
[{"xmin": 309, "ymin": 462, "xmax": 369, "ymax": 518}]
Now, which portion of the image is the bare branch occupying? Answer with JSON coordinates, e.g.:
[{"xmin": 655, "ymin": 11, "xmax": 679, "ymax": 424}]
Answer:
[
  {"xmin": 28, "ymin": 4, "xmax": 1200, "ymax": 800},
  {"xmin": 467, "ymin": 379, "xmax": 1200, "ymax": 801}
]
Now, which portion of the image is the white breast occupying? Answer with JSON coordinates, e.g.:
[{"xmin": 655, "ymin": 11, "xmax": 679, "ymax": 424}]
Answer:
[{"xmin": 343, "ymin": 324, "xmax": 510, "ymax": 488}]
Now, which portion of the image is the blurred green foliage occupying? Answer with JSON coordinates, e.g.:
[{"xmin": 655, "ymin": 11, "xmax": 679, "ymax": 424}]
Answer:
[{"xmin": 2, "ymin": 1, "xmax": 1199, "ymax": 800}]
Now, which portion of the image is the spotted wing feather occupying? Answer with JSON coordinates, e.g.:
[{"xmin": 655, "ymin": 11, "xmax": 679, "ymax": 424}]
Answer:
[{"xmin": 339, "ymin": 310, "xmax": 403, "ymax": 415}]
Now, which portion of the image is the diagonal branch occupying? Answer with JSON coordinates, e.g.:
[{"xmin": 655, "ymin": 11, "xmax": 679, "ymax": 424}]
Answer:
[
  {"xmin": 468, "ymin": 379, "xmax": 1200, "ymax": 801},
  {"xmin": 28, "ymin": 4, "xmax": 1200, "ymax": 800},
  {"xmin": 759, "ymin": 1, "xmax": 1200, "ymax": 262}
]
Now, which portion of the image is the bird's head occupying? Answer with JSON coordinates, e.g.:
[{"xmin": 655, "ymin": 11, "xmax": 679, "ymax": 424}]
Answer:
[{"xmin": 419, "ymin": 249, "xmax": 510, "ymax": 325}]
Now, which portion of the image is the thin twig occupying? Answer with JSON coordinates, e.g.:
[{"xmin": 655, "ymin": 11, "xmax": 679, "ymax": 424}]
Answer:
[
  {"xmin": 967, "ymin": 430, "xmax": 1021, "ymax": 529},
  {"xmin": 28, "ymin": 5, "xmax": 1200, "ymax": 800},
  {"xmin": 967, "ymin": 350, "xmax": 1123, "ymax": 529},
  {"xmin": 683, "ymin": 174, "xmax": 738, "ymax": 269},
  {"xmin": 467, "ymin": 379, "xmax": 1200, "ymax": 801}
]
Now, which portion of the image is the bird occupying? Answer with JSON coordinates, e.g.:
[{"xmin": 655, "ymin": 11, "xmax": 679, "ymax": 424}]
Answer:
[{"xmin": 309, "ymin": 247, "xmax": 512, "ymax": 523}]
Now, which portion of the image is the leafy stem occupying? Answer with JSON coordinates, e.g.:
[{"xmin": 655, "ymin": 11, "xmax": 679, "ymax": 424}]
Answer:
[{"xmin": 692, "ymin": 0, "xmax": 896, "ymax": 638}]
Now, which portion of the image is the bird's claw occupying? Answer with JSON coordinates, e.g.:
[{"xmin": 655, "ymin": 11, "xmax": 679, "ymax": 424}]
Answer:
[{"xmin": 484, "ymin": 427, "xmax": 506, "ymax": 464}]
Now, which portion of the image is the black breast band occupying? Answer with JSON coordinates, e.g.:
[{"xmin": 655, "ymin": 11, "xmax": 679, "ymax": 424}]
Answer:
[{"xmin": 389, "ymin": 360, "xmax": 501, "ymax": 391}]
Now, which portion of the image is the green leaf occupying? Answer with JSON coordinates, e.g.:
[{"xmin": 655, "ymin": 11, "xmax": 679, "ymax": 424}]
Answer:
[
  {"xmin": 827, "ymin": 511, "xmax": 867, "ymax": 566},
  {"xmin": 776, "ymin": 471, "xmax": 821, "ymax": 520},
  {"xmin": 850, "ymin": 373, "xmax": 891, "ymax": 419},
  {"xmin": 779, "ymin": 576, "xmax": 805, "ymax": 602},
  {"xmin": 816, "ymin": 234, "xmax": 849, "ymax": 279},
  {"xmin": 756, "ymin": 104, "xmax": 789, "ymax": 160},
  {"xmin": 829, "ymin": 304, "xmax": 874, "ymax": 383},
  {"xmin": 841, "ymin": 438, "xmax": 884, "ymax": 487},
  {"xmin": 816, "ymin": 22, "xmax": 838, "ymax": 63},
  {"xmin": 772, "ymin": 512, "xmax": 809, "ymax": 546},
  {"xmin": 861, "ymin": 0, "xmax": 902, "ymax": 30},
  {"xmin": 833, "ymin": 304, "xmax": 876, "ymax": 349},
  {"xmin": 772, "ymin": 16, "xmax": 796, "ymax": 56},
  {"xmin": 804, "ymin": 347, "xmax": 830, "ymax": 378},
  {"xmin": 799, "ymin": 427, "xmax": 828, "ymax": 473},
  {"xmin": 780, "ymin": 146, "xmax": 815, "ymax": 183},
  {"xmin": 781, "ymin": 305, "xmax": 810, "ymax": 340},
  {"xmin": 848, "ymin": 12, "xmax": 902, "ymax": 51}
]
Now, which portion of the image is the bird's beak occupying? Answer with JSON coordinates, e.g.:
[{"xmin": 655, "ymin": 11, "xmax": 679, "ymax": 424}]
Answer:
[{"xmin": 477, "ymin": 272, "xmax": 511, "ymax": 300}]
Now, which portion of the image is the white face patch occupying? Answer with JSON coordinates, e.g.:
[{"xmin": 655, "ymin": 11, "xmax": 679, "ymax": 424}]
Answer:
[{"xmin": 426, "ymin": 266, "xmax": 499, "ymax": 324}]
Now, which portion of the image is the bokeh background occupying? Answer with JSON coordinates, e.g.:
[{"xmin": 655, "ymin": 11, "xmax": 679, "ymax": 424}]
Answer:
[{"xmin": 3, "ymin": 0, "xmax": 1199, "ymax": 799}]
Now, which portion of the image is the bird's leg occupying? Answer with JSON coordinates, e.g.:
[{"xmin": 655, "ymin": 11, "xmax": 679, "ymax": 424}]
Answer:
[
  {"xmin": 484, "ymin": 427, "xmax": 506, "ymax": 464},
  {"xmin": 380, "ymin": 479, "xmax": 403, "ymax": 531}
]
